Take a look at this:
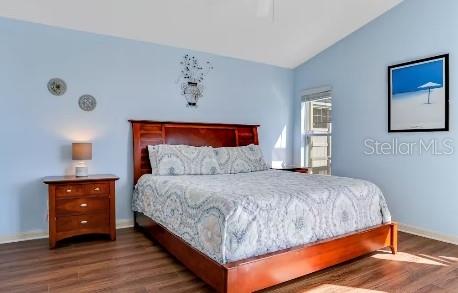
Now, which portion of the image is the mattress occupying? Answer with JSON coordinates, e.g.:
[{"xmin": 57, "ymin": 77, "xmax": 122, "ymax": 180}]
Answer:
[{"xmin": 132, "ymin": 170, "xmax": 391, "ymax": 264}]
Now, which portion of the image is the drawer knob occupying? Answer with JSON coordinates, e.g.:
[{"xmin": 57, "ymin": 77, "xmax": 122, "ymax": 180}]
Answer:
[
  {"xmin": 80, "ymin": 220, "xmax": 88, "ymax": 224},
  {"xmin": 80, "ymin": 203, "xmax": 88, "ymax": 207},
  {"xmin": 66, "ymin": 189, "xmax": 72, "ymax": 193},
  {"xmin": 94, "ymin": 187, "xmax": 100, "ymax": 191}
]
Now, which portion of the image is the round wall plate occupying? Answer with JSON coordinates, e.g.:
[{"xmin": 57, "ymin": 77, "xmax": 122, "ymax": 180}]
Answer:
[
  {"xmin": 47, "ymin": 78, "xmax": 67, "ymax": 96},
  {"xmin": 78, "ymin": 95, "xmax": 97, "ymax": 111}
]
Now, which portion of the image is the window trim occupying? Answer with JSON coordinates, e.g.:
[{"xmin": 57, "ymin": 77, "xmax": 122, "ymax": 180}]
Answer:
[{"xmin": 300, "ymin": 86, "xmax": 332, "ymax": 174}]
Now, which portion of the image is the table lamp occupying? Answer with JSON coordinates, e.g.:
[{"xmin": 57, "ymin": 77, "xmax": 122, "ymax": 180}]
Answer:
[{"xmin": 72, "ymin": 143, "xmax": 92, "ymax": 177}]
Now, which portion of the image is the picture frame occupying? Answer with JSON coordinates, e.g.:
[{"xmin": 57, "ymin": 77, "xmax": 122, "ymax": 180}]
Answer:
[{"xmin": 388, "ymin": 54, "xmax": 449, "ymax": 132}]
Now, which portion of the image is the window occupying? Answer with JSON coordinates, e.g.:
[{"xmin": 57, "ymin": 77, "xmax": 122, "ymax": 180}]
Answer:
[{"xmin": 301, "ymin": 89, "xmax": 332, "ymax": 175}]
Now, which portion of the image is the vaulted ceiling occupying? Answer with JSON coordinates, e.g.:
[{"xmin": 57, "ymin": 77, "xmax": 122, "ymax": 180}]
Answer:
[{"xmin": 0, "ymin": 0, "xmax": 402, "ymax": 68}]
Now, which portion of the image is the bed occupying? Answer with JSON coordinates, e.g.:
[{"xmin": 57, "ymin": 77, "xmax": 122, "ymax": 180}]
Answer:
[{"xmin": 130, "ymin": 120, "xmax": 397, "ymax": 293}]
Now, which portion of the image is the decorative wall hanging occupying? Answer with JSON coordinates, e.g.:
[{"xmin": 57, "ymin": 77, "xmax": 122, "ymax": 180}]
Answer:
[
  {"xmin": 388, "ymin": 54, "xmax": 449, "ymax": 132},
  {"xmin": 78, "ymin": 95, "xmax": 97, "ymax": 112},
  {"xmin": 177, "ymin": 54, "xmax": 213, "ymax": 107},
  {"xmin": 47, "ymin": 78, "xmax": 67, "ymax": 96}
]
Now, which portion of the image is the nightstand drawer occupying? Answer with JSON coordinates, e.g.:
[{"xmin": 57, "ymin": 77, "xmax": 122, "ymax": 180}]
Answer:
[
  {"xmin": 56, "ymin": 197, "xmax": 109, "ymax": 215},
  {"xmin": 85, "ymin": 183, "xmax": 110, "ymax": 195},
  {"xmin": 56, "ymin": 214, "xmax": 109, "ymax": 233},
  {"xmin": 56, "ymin": 185, "xmax": 85, "ymax": 197}
]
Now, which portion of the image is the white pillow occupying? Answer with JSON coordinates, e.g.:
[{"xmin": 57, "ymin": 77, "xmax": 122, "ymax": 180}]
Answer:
[
  {"xmin": 214, "ymin": 144, "xmax": 268, "ymax": 174},
  {"xmin": 148, "ymin": 144, "xmax": 222, "ymax": 176}
]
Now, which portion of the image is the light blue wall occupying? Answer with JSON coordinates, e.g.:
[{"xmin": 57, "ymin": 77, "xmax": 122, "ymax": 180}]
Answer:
[
  {"xmin": 294, "ymin": 0, "xmax": 458, "ymax": 237},
  {"xmin": 0, "ymin": 17, "xmax": 294, "ymax": 238}
]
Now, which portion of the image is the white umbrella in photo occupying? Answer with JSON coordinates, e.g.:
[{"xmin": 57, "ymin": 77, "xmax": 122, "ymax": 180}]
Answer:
[{"xmin": 418, "ymin": 82, "xmax": 441, "ymax": 104}]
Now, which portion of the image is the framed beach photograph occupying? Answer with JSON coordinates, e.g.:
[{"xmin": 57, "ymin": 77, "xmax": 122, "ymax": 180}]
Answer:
[{"xmin": 388, "ymin": 54, "xmax": 449, "ymax": 132}]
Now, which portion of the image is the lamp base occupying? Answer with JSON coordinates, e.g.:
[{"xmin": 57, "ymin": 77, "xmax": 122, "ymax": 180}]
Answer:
[{"xmin": 75, "ymin": 164, "xmax": 88, "ymax": 177}]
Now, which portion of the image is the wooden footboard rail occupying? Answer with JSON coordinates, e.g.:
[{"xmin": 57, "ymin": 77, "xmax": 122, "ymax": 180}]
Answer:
[{"xmin": 134, "ymin": 212, "xmax": 398, "ymax": 293}]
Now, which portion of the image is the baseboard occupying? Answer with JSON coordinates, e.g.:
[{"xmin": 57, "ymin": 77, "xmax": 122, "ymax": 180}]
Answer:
[
  {"xmin": 115, "ymin": 219, "xmax": 134, "ymax": 229},
  {"xmin": 0, "ymin": 219, "xmax": 134, "ymax": 245},
  {"xmin": 0, "ymin": 230, "xmax": 48, "ymax": 245},
  {"xmin": 2, "ymin": 220, "xmax": 456, "ymax": 246},
  {"xmin": 398, "ymin": 223, "xmax": 458, "ymax": 246}
]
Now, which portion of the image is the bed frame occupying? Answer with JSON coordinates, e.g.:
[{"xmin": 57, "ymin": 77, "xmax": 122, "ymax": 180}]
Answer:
[{"xmin": 130, "ymin": 120, "xmax": 398, "ymax": 293}]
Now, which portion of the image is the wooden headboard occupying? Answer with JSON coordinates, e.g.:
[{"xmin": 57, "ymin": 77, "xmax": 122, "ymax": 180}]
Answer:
[{"xmin": 129, "ymin": 120, "xmax": 260, "ymax": 184}]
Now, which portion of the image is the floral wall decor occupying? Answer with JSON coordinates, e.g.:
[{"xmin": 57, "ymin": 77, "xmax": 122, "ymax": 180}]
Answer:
[
  {"xmin": 177, "ymin": 54, "xmax": 213, "ymax": 107},
  {"xmin": 78, "ymin": 94, "xmax": 97, "ymax": 111}
]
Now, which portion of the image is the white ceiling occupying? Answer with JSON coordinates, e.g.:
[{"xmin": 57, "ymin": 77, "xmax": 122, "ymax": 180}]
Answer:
[{"xmin": 0, "ymin": 0, "xmax": 402, "ymax": 68}]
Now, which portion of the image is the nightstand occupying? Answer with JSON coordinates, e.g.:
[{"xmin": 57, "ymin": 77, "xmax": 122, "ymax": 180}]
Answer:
[
  {"xmin": 273, "ymin": 167, "xmax": 309, "ymax": 174},
  {"xmin": 43, "ymin": 174, "xmax": 119, "ymax": 248}
]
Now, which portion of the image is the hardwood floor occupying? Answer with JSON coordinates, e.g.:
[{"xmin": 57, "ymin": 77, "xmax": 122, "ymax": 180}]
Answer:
[{"xmin": 0, "ymin": 229, "xmax": 456, "ymax": 293}]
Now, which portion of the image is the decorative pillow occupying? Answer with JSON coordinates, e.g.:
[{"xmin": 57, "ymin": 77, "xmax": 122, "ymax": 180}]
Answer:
[
  {"xmin": 214, "ymin": 144, "xmax": 268, "ymax": 174},
  {"xmin": 149, "ymin": 144, "xmax": 222, "ymax": 176},
  {"xmin": 147, "ymin": 145, "xmax": 160, "ymax": 175}
]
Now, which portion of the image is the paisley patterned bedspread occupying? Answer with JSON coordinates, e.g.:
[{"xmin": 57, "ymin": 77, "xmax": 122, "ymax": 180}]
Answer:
[{"xmin": 132, "ymin": 170, "xmax": 391, "ymax": 264}]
